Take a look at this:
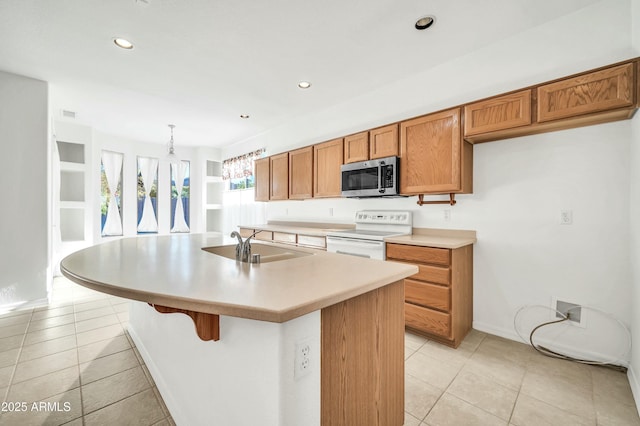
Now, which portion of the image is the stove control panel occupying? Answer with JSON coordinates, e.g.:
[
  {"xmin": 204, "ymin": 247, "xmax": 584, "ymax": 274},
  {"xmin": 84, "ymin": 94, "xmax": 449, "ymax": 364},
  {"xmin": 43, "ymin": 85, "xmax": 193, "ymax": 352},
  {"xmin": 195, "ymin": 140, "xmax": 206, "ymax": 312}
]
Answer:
[{"xmin": 355, "ymin": 210, "xmax": 412, "ymax": 226}]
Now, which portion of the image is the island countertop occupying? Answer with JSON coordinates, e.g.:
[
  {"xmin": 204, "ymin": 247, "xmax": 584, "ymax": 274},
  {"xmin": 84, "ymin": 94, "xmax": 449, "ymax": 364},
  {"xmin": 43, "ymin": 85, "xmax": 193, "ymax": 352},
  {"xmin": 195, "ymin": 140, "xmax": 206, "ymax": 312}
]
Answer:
[{"xmin": 61, "ymin": 233, "xmax": 417, "ymax": 323}]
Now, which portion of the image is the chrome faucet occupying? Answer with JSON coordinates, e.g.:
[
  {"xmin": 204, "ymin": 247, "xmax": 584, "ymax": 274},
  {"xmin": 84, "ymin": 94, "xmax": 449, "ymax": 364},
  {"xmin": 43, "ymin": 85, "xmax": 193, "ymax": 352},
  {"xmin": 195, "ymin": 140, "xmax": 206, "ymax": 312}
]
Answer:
[{"xmin": 230, "ymin": 230, "xmax": 262, "ymax": 263}]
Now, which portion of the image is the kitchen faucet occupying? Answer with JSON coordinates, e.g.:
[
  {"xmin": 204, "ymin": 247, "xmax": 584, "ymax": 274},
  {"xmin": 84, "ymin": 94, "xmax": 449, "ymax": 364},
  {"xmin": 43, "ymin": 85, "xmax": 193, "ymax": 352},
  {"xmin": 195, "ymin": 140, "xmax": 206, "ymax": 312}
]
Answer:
[{"xmin": 229, "ymin": 230, "xmax": 262, "ymax": 263}]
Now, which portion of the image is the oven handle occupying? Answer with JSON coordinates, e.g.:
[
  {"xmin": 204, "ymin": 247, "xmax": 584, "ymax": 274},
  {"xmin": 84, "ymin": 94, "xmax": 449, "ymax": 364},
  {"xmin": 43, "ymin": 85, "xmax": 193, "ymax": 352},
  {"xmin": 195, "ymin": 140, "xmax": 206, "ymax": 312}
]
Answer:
[
  {"xmin": 336, "ymin": 250, "xmax": 371, "ymax": 258},
  {"xmin": 326, "ymin": 236, "xmax": 383, "ymax": 245}
]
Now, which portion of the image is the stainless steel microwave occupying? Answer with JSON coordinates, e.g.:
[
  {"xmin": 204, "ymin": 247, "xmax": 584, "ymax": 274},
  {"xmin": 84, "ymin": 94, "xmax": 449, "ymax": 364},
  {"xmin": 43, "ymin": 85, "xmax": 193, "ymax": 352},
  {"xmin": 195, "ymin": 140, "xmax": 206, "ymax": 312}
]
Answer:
[{"xmin": 340, "ymin": 156, "xmax": 400, "ymax": 198}]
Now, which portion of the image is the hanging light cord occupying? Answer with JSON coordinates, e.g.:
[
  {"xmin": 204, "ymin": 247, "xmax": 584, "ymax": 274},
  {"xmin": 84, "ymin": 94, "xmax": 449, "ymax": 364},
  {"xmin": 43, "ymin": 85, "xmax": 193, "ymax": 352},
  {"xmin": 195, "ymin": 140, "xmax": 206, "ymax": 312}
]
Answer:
[{"xmin": 524, "ymin": 308, "xmax": 628, "ymax": 372}]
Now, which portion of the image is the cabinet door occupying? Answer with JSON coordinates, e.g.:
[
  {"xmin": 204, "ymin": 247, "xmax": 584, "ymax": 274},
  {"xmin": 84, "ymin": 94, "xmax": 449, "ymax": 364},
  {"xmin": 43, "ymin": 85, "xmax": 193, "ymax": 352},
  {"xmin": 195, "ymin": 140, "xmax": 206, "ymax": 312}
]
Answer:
[
  {"xmin": 369, "ymin": 124, "xmax": 399, "ymax": 159},
  {"xmin": 270, "ymin": 153, "xmax": 289, "ymax": 200},
  {"xmin": 289, "ymin": 146, "xmax": 313, "ymax": 199},
  {"xmin": 464, "ymin": 90, "xmax": 532, "ymax": 136},
  {"xmin": 537, "ymin": 63, "xmax": 634, "ymax": 122},
  {"xmin": 254, "ymin": 157, "xmax": 270, "ymax": 201},
  {"xmin": 313, "ymin": 138, "xmax": 343, "ymax": 198},
  {"xmin": 343, "ymin": 131, "xmax": 369, "ymax": 164},
  {"xmin": 400, "ymin": 108, "xmax": 464, "ymax": 194}
]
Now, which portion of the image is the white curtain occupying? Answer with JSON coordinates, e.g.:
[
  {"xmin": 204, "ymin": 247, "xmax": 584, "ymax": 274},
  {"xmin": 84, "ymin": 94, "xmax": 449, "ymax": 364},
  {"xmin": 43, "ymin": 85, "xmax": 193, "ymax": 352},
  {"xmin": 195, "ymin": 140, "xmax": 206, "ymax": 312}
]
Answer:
[
  {"xmin": 137, "ymin": 157, "xmax": 159, "ymax": 233},
  {"xmin": 171, "ymin": 161, "xmax": 190, "ymax": 233},
  {"xmin": 102, "ymin": 151, "xmax": 123, "ymax": 236}
]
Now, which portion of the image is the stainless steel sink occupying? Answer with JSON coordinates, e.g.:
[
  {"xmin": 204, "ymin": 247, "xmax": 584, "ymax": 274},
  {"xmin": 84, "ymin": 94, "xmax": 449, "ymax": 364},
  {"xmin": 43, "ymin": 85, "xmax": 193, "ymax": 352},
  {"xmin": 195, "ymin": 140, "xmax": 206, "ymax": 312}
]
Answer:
[{"xmin": 202, "ymin": 244, "xmax": 313, "ymax": 263}]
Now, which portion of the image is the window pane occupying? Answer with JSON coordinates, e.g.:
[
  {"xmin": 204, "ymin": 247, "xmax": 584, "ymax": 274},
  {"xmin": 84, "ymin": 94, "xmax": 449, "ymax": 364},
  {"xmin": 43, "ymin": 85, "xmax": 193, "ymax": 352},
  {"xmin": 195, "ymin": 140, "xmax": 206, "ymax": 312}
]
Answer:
[
  {"xmin": 170, "ymin": 160, "xmax": 190, "ymax": 233},
  {"xmin": 137, "ymin": 156, "xmax": 159, "ymax": 234}
]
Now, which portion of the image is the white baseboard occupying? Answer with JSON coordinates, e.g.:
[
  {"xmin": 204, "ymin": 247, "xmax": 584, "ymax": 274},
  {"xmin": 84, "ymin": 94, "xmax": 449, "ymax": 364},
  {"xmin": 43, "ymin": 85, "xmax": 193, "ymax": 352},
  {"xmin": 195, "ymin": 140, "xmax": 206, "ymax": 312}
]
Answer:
[
  {"xmin": 472, "ymin": 320, "xmax": 629, "ymax": 367},
  {"xmin": 628, "ymin": 365, "xmax": 640, "ymax": 419},
  {"xmin": 127, "ymin": 325, "xmax": 186, "ymax": 426}
]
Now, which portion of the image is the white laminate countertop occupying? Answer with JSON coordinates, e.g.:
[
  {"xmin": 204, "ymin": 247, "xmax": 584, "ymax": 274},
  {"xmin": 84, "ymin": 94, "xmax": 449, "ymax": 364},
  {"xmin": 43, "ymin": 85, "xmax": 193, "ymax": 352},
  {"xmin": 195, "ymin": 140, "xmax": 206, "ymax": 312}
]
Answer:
[{"xmin": 60, "ymin": 233, "xmax": 417, "ymax": 323}]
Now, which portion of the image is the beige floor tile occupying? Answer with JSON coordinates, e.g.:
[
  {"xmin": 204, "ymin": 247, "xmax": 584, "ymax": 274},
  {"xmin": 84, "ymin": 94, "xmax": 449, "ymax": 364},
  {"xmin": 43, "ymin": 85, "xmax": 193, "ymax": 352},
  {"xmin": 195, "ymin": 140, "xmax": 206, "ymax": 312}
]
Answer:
[
  {"xmin": 75, "ymin": 313, "xmax": 120, "ymax": 333},
  {"xmin": 80, "ymin": 348, "xmax": 139, "ymax": 384},
  {"xmin": 595, "ymin": 393, "xmax": 640, "ymax": 425},
  {"xmin": 167, "ymin": 417, "xmax": 176, "ymax": 426},
  {"xmin": 405, "ymin": 332, "xmax": 428, "ymax": 351},
  {"xmin": 31, "ymin": 305, "xmax": 75, "ymax": 321},
  {"xmin": 463, "ymin": 351, "xmax": 526, "ymax": 391},
  {"xmin": 84, "ymin": 388, "xmax": 165, "ymax": 426},
  {"xmin": 117, "ymin": 310, "xmax": 130, "ymax": 324},
  {"xmin": 0, "ymin": 312, "xmax": 32, "ymax": 327},
  {"xmin": 460, "ymin": 329, "xmax": 487, "ymax": 349},
  {"xmin": 8, "ymin": 365, "xmax": 80, "ymax": 402},
  {"xmin": 0, "ymin": 323, "xmax": 29, "ymax": 339},
  {"xmin": 111, "ymin": 301, "xmax": 131, "ymax": 314},
  {"xmin": 0, "ymin": 387, "xmax": 82, "ymax": 426},
  {"xmin": 60, "ymin": 417, "xmax": 83, "ymax": 426},
  {"xmin": 13, "ymin": 348, "xmax": 78, "ymax": 384},
  {"xmin": 76, "ymin": 323, "xmax": 123, "ymax": 347},
  {"xmin": 82, "ymin": 366, "xmax": 151, "ymax": 414},
  {"xmin": 24, "ymin": 323, "xmax": 76, "ymax": 346},
  {"xmin": 77, "ymin": 334, "xmax": 131, "ymax": 364},
  {"xmin": 74, "ymin": 298, "xmax": 111, "ymax": 311},
  {"xmin": 404, "ymin": 412, "xmax": 422, "ymax": 426},
  {"xmin": 474, "ymin": 335, "xmax": 533, "ymax": 367},
  {"xmin": 417, "ymin": 340, "xmax": 475, "ymax": 369},
  {"xmin": 520, "ymin": 370, "xmax": 595, "ymax": 421},
  {"xmin": 405, "ymin": 352, "xmax": 461, "ymax": 390},
  {"xmin": 526, "ymin": 351, "xmax": 593, "ymax": 391},
  {"xmin": 152, "ymin": 386, "xmax": 171, "ymax": 418},
  {"xmin": 152, "ymin": 419, "xmax": 171, "ymax": 426},
  {"xmin": 74, "ymin": 306, "xmax": 116, "ymax": 323},
  {"xmin": 405, "ymin": 373, "xmax": 442, "ymax": 420},
  {"xmin": 19, "ymin": 335, "xmax": 77, "ymax": 363},
  {"xmin": 0, "ymin": 334, "xmax": 25, "ymax": 352},
  {"xmin": 0, "ymin": 308, "xmax": 33, "ymax": 318},
  {"xmin": 510, "ymin": 393, "xmax": 595, "ymax": 426},
  {"xmin": 406, "ymin": 345, "xmax": 418, "ymax": 360},
  {"xmin": 0, "ymin": 348, "xmax": 20, "ymax": 368},
  {"xmin": 592, "ymin": 366, "xmax": 636, "ymax": 407},
  {"xmin": 27, "ymin": 313, "xmax": 76, "ymax": 333},
  {"xmin": 142, "ymin": 364, "xmax": 156, "ymax": 387},
  {"xmin": 424, "ymin": 393, "xmax": 507, "ymax": 426},
  {"xmin": 447, "ymin": 370, "xmax": 518, "ymax": 421},
  {"xmin": 0, "ymin": 365, "xmax": 14, "ymax": 388}
]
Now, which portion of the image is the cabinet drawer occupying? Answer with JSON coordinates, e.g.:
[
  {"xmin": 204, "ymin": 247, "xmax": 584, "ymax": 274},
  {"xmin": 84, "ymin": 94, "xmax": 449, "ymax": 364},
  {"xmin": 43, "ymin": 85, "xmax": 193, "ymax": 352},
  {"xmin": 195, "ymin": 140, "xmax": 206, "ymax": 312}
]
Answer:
[
  {"xmin": 405, "ymin": 279, "xmax": 450, "ymax": 311},
  {"xmin": 412, "ymin": 264, "xmax": 450, "ymax": 285},
  {"xmin": 256, "ymin": 231, "xmax": 273, "ymax": 241},
  {"xmin": 273, "ymin": 232, "xmax": 297, "ymax": 244},
  {"xmin": 386, "ymin": 243, "xmax": 450, "ymax": 266},
  {"xmin": 405, "ymin": 303, "xmax": 451, "ymax": 338},
  {"xmin": 297, "ymin": 234, "xmax": 326, "ymax": 249}
]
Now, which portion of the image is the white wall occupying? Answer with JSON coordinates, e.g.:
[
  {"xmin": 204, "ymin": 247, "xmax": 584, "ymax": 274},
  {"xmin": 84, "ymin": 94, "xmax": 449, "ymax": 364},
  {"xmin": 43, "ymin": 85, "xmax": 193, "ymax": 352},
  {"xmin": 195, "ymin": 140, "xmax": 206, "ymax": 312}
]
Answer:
[
  {"xmin": 222, "ymin": 0, "xmax": 636, "ymax": 363},
  {"xmin": 0, "ymin": 70, "xmax": 49, "ymax": 309},
  {"xmin": 628, "ymin": 0, "xmax": 640, "ymax": 411}
]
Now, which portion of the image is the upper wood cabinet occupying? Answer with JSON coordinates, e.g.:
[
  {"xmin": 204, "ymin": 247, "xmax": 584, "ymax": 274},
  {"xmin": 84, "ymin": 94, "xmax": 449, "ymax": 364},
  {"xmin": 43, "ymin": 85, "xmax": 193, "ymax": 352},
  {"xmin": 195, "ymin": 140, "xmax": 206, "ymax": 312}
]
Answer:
[
  {"xmin": 314, "ymin": 138, "xmax": 343, "ymax": 198},
  {"xmin": 270, "ymin": 152, "xmax": 289, "ymax": 200},
  {"xmin": 254, "ymin": 157, "xmax": 270, "ymax": 201},
  {"xmin": 537, "ymin": 63, "xmax": 635, "ymax": 122},
  {"xmin": 400, "ymin": 108, "xmax": 472, "ymax": 195},
  {"xmin": 369, "ymin": 124, "xmax": 399, "ymax": 159},
  {"xmin": 344, "ymin": 131, "xmax": 369, "ymax": 164},
  {"xmin": 289, "ymin": 146, "xmax": 313, "ymax": 199},
  {"xmin": 464, "ymin": 90, "xmax": 532, "ymax": 137}
]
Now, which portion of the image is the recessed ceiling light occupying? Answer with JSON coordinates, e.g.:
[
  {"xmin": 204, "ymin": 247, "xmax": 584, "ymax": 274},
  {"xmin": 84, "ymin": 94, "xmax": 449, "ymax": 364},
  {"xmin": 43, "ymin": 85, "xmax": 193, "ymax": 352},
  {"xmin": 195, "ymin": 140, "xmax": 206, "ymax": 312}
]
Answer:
[
  {"xmin": 415, "ymin": 15, "xmax": 436, "ymax": 30},
  {"xmin": 298, "ymin": 81, "xmax": 311, "ymax": 89},
  {"xmin": 113, "ymin": 38, "xmax": 134, "ymax": 49},
  {"xmin": 240, "ymin": 114, "xmax": 250, "ymax": 119}
]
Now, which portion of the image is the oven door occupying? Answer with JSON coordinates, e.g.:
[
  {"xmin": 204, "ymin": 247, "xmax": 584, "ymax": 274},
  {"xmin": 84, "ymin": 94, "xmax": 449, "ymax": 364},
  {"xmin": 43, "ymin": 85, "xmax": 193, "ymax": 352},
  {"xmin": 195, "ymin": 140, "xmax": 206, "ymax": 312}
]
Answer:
[{"xmin": 326, "ymin": 236, "xmax": 385, "ymax": 260}]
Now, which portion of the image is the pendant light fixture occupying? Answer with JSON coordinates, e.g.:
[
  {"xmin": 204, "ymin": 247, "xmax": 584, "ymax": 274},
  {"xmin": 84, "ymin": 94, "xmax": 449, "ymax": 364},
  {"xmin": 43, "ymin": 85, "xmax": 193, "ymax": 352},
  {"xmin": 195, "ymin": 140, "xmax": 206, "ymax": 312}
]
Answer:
[{"xmin": 166, "ymin": 124, "xmax": 179, "ymax": 165}]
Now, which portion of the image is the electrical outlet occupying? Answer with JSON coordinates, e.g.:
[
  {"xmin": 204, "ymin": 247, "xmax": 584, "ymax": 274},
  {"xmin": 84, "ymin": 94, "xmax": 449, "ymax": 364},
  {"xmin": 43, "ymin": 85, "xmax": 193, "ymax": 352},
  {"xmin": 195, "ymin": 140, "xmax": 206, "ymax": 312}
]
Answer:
[
  {"xmin": 560, "ymin": 210, "xmax": 573, "ymax": 225},
  {"xmin": 294, "ymin": 339, "xmax": 312, "ymax": 380},
  {"xmin": 443, "ymin": 209, "xmax": 451, "ymax": 222},
  {"xmin": 555, "ymin": 299, "xmax": 582, "ymax": 324}
]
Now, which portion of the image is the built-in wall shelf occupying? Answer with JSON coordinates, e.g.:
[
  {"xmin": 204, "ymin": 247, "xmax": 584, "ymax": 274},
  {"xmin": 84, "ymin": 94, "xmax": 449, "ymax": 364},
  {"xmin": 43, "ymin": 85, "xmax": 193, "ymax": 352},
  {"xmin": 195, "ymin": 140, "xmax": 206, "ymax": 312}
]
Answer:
[
  {"xmin": 60, "ymin": 161, "xmax": 85, "ymax": 172},
  {"xmin": 204, "ymin": 160, "xmax": 223, "ymax": 233},
  {"xmin": 56, "ymin": 140, "xmax": 89, "ymax": 247}
]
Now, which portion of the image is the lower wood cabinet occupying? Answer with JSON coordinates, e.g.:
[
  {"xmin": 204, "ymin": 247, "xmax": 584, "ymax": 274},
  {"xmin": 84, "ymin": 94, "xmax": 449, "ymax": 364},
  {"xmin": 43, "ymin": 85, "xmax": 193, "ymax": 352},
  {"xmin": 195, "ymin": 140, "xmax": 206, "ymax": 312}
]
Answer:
[{"xmin": 386, "ymin": 242, "xmax": 473, "ymax": 348}]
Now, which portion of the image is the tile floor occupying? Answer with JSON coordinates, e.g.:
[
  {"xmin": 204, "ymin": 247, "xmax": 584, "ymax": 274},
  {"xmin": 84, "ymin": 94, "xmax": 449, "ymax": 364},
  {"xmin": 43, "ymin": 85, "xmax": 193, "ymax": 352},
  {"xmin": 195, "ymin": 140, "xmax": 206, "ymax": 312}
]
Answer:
[{"xmin": 0, "ymin": 277, "xmax": 638, "ymax": 425}]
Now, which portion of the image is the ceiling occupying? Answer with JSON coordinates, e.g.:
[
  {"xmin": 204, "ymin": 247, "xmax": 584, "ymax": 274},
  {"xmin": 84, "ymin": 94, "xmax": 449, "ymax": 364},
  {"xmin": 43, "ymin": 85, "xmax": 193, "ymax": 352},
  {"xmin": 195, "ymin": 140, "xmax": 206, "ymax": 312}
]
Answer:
[{"xmin": 0, "ymin": 0, "xmax": 601, "ymax": 149}]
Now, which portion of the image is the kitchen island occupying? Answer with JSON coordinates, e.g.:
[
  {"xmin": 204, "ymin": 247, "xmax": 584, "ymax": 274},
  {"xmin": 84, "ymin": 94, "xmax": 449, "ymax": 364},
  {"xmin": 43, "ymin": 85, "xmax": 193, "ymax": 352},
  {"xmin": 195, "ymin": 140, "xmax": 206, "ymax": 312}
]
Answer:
[{"xmin": 61, "ymin": 233, "xmax": 418, "ymax": 426}]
